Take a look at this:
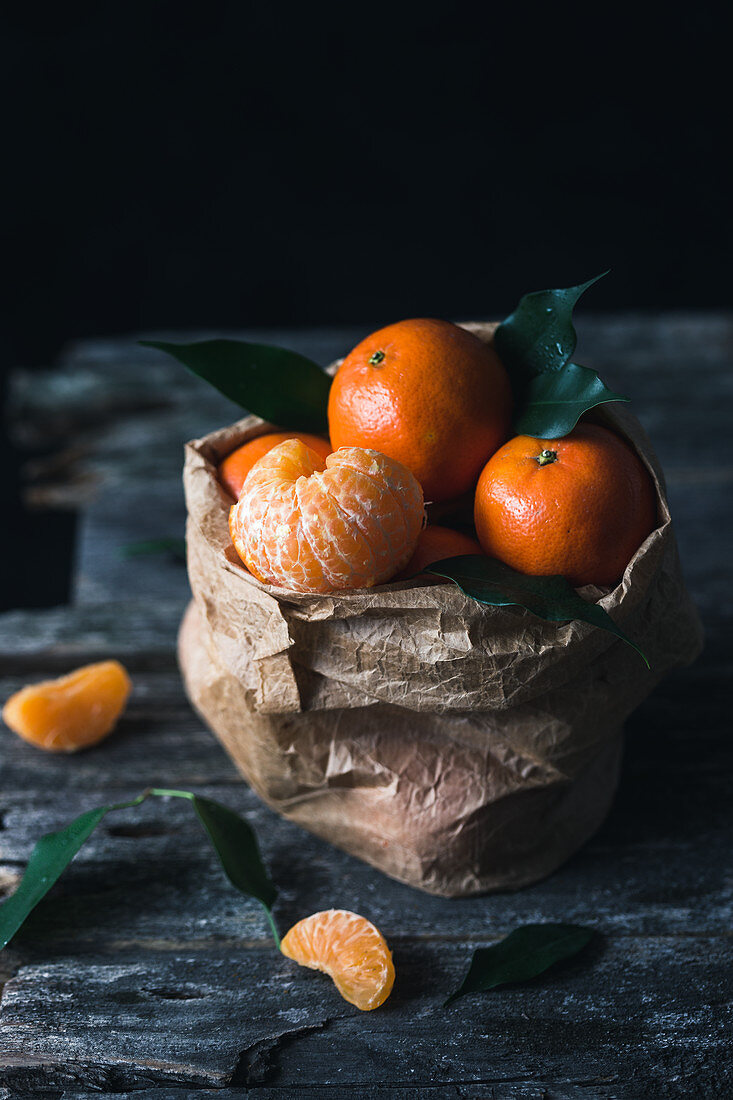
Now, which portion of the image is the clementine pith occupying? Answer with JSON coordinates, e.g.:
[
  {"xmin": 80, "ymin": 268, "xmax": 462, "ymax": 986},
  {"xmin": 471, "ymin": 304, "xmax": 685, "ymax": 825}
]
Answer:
[
  {"xmin": 328, "ymin": 319, "xmax": 512, "ymax": 502},
  {"xmin": 219, "ymin": 432, "xmax": 331, "ymax": 499},
  {"xmin": 280, "ymin": 909, "xmax": 395, "ymax": 1011},
  {"xmin": 474, "ymin": 423, "xmax": 657, "ymax": 587},
  {"xmin": 229, "ymin": 438, "xmax": 424, "ymax": 593}
]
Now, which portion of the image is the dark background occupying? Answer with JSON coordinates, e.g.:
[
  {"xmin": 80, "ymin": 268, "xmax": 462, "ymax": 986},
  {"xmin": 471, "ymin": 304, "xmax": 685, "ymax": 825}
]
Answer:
[
  {"xmin": 0, "ymin": 3, "xmax": 728, "ymax": 608},
  {"xmin": 2, "ymin": 4, "xmax": 729, "ymax": 364}
]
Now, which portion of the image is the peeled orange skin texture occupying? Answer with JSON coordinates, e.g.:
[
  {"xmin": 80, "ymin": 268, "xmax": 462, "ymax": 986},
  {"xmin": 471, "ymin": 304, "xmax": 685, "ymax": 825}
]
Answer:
[
  {"xmin": 474, "ymin": 423, "xmax": 658, "ymax": 588},
  {"xmin": 401, "ymin": 524, "xmax": 483, "ymax": 577},
  {"xmin": 2, "ymin": 660, "xmax": 132, "ymax": 753},
  {"xmin": 327, "ymin": 318, "xmax": 513, "ymax": 503},
  {"xmin": 229, "ymin": 439, "xmax": 425, "ymax": 593},
  {"xmin": 219, "ymin": 431, "xmax": 332, "ymax": 499},
  {"xmin": 280, "ymin": 909, "xmax": 395, "ymax": 1011}
]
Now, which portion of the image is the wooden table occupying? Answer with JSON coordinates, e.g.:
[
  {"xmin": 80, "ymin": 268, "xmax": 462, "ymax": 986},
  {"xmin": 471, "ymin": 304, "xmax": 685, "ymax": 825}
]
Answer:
[{"xmin": 1, "ymin": 316, "xmax": 731, "ymax": 1098}]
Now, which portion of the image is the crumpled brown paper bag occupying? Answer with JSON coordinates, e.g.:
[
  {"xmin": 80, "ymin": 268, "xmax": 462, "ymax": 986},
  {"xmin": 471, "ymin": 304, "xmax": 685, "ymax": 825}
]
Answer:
[{"xmin": 178, "ymin": 323, "xmax": 703, "ymax": 897}]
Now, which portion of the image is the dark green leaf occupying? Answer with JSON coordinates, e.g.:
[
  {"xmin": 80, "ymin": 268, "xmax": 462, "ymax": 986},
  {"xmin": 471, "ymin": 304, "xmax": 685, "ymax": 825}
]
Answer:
[
  {"xmin": 140, "ymin": 339, "xmax": 331, "ymax": 433},
  {"xmin": 188, "ymin": 795, "xmax": 278, "ymax": 912},
  {"xmin": 119, "ymin": 537, "xmax": 187, "ymax": 561},
  {"xmin": 494, "ymin": 273, "xmax": 608, "ymax": 379},
  {"xmin": 0, "ymin": 789, "xmax": 280, "ymax": 952},
  {"xmin": 426, "ymin": 555, "xmax": 649, "ymax": 666},
  {"xmin": 514, "ymin": 362, "xmax": 628, "ymax": 439},
  {"xmin": 0, "ymin": 795, "xmax": 145, "ymax": 950},
  {"xmin": 445, "ymin": 923, "xmax": 594, "ymax": 1006}
]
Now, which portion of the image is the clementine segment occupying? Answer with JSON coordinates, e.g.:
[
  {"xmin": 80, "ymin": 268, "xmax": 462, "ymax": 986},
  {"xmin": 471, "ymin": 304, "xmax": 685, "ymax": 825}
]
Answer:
[
  {"xmin": 474, "ymin": 423, "xmax": 657, "ymax": 587},
  {"xmin": 401, "ymin": 524, "xmax": 483, "ymax": 576},
  {"xmin": 2, "ymin": 660, "xmax": 132, "ymax": 753},
  {"xmin": 328, "ymin": 319, "xmax": 512, "ymax": 502},
  {"xmin": 229, "ymin": 439, "xmax": 424, "ymax": 593},
  {"xmin": 219, "ymin": 432, "xmax": 331, "ymax": 499},
  {"xmin": 280, "ymin": 909, "xmax": 395, "ymax": 1011}
]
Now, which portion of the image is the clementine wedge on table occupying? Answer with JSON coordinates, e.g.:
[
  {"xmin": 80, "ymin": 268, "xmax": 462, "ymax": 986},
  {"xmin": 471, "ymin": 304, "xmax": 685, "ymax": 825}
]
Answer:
[
  {"xmin": 328, "ymin": 318, "xmax": 512, "ymax": 502},
  {"xmin": 2, "ymin": 660, "xmax": 132, "ymax": 753},
  {"xmin": 280, "ymin": 909, "xmax": 395, "ymax": 1011},
  {"xmin": 229, "ymin": 439, "xmax": 424, "ymax": 593},
  {"xmin": 219, "ymin": 432, "xmax": 332, "ymax": 499},
  {"xmin": 474, "ymin": 423, "xmax": 657, "ymax": 587},
  {"xmin": 401, "ymin": 524, "xmax": 483, "ymax": 577}
]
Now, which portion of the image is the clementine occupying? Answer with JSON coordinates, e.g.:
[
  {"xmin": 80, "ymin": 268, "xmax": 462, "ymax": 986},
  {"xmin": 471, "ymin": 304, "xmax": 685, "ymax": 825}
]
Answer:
[
  {"xmin": 2, "ymin": 660, "xmax": 132, "ymax": 753},
  {"xmin": 280, "ymin": 909, "xmax": 395, "ymax": 1011},
  {"xmin": 327, "ymin": 319, "xmax": 512, "ymax": 502},
  {"xmin": 474, "ymin": 423, "xmax": 657, "ymax": 587},
  {"xmin": 401, "ymin": 524, "xmax": 483, "ymax": 577},
  {"xmin": 229, "ymin": 438, "xmax": 424, "ymax": 593},
  {"xmin": 219, "ymin": 432, "xmax": 331, "ymax": 499}
]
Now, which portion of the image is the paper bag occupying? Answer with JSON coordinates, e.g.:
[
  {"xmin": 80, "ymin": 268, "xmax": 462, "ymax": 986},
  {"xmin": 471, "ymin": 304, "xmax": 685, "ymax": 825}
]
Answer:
[{"xmin": 178, "ymin": 324, "xmax": 703, "ymax": 896}]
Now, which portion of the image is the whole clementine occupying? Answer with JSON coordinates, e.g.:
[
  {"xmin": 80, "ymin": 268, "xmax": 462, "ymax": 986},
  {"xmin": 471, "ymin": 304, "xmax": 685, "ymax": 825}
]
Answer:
[
  {"xmin": 400, "ymin": 525, "xmax": 483, "ymax": 577},
  {"xmin": 327, "ymin": 319, "xmax": 512, "ymax": 502},
  {"xmin": 219, "ymin": 431, "xmax": 331, "ymax": 499},
  {"xmin": 474, "ymin": 423, "xmax": 657, "ymax": 587}
]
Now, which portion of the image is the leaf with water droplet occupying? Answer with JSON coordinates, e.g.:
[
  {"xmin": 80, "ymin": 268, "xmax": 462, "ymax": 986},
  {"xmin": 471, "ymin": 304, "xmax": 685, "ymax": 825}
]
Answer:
[
  {"xmin": 514, "ymin": 362, "xmax": 628, "ymax": 438},
  {"xmin": 495, "ymin": 273, "xmax": 607, "ymax": 380}
]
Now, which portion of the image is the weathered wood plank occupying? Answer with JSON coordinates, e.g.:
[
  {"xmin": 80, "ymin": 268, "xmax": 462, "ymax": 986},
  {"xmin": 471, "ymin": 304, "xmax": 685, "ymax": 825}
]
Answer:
[
  {"xmin": 0, "ymin": 936, "xmax": 730, "ymax": 1096},
  {"xmin": 0, "ymin": 600, "xmax": 184, "ymax": 670}
]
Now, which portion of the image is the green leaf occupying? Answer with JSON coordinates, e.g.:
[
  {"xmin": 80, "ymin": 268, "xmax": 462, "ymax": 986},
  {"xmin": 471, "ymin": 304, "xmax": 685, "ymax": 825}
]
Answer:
[
  {"xmin": 140, "ymin": 339, "xmax": 331, "ymax": 433},
  {"xmin": 0, "ymin": 794, "xmax": 146, "ymax": 951},
  {"xmin": 186, "ymin": 792, "xmax": 279, "ymax": 946},
  {"xmin": 0, "ymin": 789, "xmax": 280, "ymax": 952},
  {"xmin": 445, "ymin": 923, "xmax": 594, "ymax": 1006},
  {"xmin": 426, "ymin": 555, "xmax": 649, "ymax": 666},
  {"xmin": 514, "ymin": 362, "xmax": 628, "ymax": 439},
  {"xmin": 492, "ymin": 273, "xmax": 626, "ymax": 438},
  {"xmin": 119, "ymin": 538, "xmax": 187, "ymax": 561},
  {"xmin": 494, "ymin": 273, "xmax": 608, "ymax": 379}
]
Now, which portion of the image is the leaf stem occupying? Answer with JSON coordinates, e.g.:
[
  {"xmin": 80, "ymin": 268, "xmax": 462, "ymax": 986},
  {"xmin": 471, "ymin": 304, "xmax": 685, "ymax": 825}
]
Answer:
[
  {"xmin": 262, "ymin": 902, "xmax": 281, "ymax": 950},
  {"xmin": 149, "ymin": 788, "xmax": 196, "ymax": 801}
]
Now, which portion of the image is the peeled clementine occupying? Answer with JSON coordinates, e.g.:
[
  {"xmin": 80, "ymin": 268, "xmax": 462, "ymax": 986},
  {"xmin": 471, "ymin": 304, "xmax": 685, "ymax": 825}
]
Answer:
[
  {"xmin": 474, "ymin": 423, "xmax": 657, "ymax": 587},
  {"xmin": 328, "ymin": 319, "xmax": 512, "ymax": 502},
  {"xmin": 229, "ymin": 438, "xmax": 424, "ymax": 593},
  {"xmin": 2, "ymin": 660, "xmax": 132, "ymax": 753},
  {"xmin": 219, "ymin": 432, "xmax": 332, "ymax": 499},
  {"xmin": 401, "ymin": 524, "xmax": 483, "ymax": 577},
  {"xmin": 280, "ymin": 909, "xmax": 395, "ymax": 1011}
]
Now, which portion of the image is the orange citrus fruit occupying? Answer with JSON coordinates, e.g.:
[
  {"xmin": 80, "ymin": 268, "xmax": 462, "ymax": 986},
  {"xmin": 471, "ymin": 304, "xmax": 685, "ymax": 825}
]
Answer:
[
  {"xmin": 401, "ymin": 524, "xmax": 483, "ymax": 576},
  {"xmin": 229, "ymin": 438, "xmax": 424, "ymax": 592},
  {"xmin": 219, "ymin": 432, "xmax": 332, "ymax": 499},
  {"xmin": 474, "ymin": 423, "xmax": 657, "ymax": 587},
  {"xmin": 280, "ymin": 909, "xmax": 395, "ymax": 1011},
  {"xmin": 2, "ymin": 660, "xmax": 132, "ymax": 753},
  {"xmin": 327, "ymin": 318, "xmax": 512, "ymax": 502}
]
